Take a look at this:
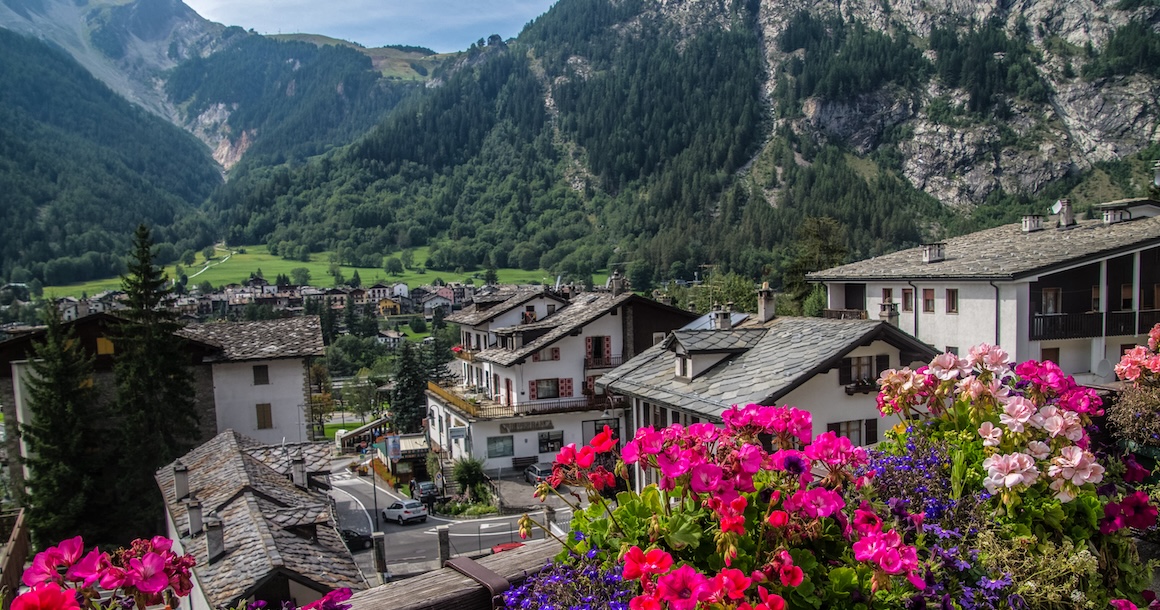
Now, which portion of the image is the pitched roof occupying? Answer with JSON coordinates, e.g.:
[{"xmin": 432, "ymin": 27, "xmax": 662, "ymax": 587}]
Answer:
[
  {"xmin": 599, "ymin": 317, "xmax": 937, "ymax": 419},
  {"xmin": 668, "ymin": 329, "xmax": 767, "ymax": 353},
  {"xmin": 445, "ymin": 286, "xmax": 559, "ymax": 326},
  {"xmin": 475, "ymin": 292, "xmax": 635, "ymax": 367},
  {"xmin": 156, "ymin": 431, "xmax": 364, "ymax": 608},
  {"xmin": 807, "ymin": 211, "xmax": 1160, "ymax": 282},
  {"xmin": 182, "ymin": 316, "xmax": 325, "ymax": 362}
]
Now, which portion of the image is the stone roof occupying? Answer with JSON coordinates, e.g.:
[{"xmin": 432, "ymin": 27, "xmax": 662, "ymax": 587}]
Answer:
[
  {"xmin": 599, "ymin": 317, "xmax": 938, "ymax": 419},
  {"xmin": 445, "ymin": 286, "xmax": 558, "ymax": 326},
  {"xmin": 476, "ymin": 292, "xmax": 635, "ymax": 367},
  {"xmin": 156, "ymin": 431, "xmax": 364, "ymax": 608},
  {"xmin": 668, "ymin": 329, "xmax": 766, "ymax": 353},
  {"xmin": 807, "ymin": 213, "xmax": 1160, "ymax": 282},
  {"xmin": 182, "ymin": 316, "xmax": 325, "ymax": 362}
]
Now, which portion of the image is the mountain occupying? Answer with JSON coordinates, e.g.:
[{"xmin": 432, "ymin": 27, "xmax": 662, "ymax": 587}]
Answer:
[
  {"xmin": 201, "ymin": 0, "xmax": 1160, "ymax": 287},
  {"xmin": 0, "ymin": 28, "xmax": 222, "ymax": 286}
]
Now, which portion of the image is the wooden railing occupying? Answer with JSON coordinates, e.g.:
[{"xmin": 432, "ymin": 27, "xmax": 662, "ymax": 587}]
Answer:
[
  {"xmin": 427, "ymin": 382, "xmax": 481, "ymax": 418},
  {"xmin": 1108, "ymin": 311, "xmax": 1138, "ymax": 337},
  {"xmin": 823, "ymin": 309, "xmax": 868, "ymax": 320},
  {"xmin": 1029, "ymin": 312, "xmax": 1104, "ymax": 341},
  {"xmin": 584, "ymin": 355, "xmax": 624, "ymax": 369},
  {"xmin": 0, "ymin": 509, "xmax": 29, "ymax": 609},
  {"xmin": 349, "ymin": 539, "xmax": 562, "ymax": 610},
  {"xmin": 1140, "ymin": 310, "xmax": 1160, "ymax": 334}
]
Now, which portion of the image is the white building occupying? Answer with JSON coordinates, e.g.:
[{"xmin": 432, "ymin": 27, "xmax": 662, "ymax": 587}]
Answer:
[
  {"xmin": 183, "ymin": 317, "xmax": 325, "ymax": 444},
  {"xmin": 808, "ymin": 198, "xmax": 1160, "ymax": 381},
  {"xmin": 429, "ymin": 285, "xmax": 696, "ymax": 471},
  {"xmin": 599, "ymin": 288, "xmax": 938, "ymax": 490}
]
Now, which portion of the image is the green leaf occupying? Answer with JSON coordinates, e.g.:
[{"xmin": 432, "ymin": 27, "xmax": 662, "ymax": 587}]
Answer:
[
  {"xmin": 663, "ymin": 512, "xmax": 703, "ymax": 551},
  {"xmin": 829, "ymin": 567, "xmax": 859, "ymax": 595}
]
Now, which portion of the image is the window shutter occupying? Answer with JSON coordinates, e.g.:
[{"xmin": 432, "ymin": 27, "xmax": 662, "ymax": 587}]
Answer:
[
  {"xmin": 875, "ymin": 355, "xmax": 890, "ymax": 377},
  {"xmin": 838, "ymin": 358, "xmax": 853, "ymax": 385},
  {"xmin": 585, "ymin": 336, "xmax": 593, "ymax": 359},
  {"xmin": 560, "ymin": 378, "xmax": 573, "ymax": 397},
  {"xmin": 532, "ymin": 351, "xmax": 541, "ymax": 362},
  {"xmin": 604, "ymin": 337, "xmax": 612, "ymax": 361},
  {"xmin": 827, "ymin": 422, "xmax": 840, "ymax": 435},
  {"xmin": 864, "ymin": 418, "xmax": 878, "ymax": 445},
  {"xmin": 528, "ymin": 381, "xmax": 537, "ymax": 401},
  {"xmin": 586, "ymin": 376, "xmax": 596, "ymax": 393},
  {"xmin": 552, "ymin": 347, "xmax": 560, "ymax": 361}
]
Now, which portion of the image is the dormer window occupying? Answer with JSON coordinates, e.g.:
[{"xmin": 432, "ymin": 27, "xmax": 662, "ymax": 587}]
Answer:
[{"xmin": 676, "ymin": 354, "xmax": 690, "ymax": 378}]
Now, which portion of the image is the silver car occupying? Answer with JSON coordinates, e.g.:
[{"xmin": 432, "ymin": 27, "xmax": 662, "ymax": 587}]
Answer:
[{"xmin": 382, "ymin": 500, "xmax": 428, "ymax": 525}]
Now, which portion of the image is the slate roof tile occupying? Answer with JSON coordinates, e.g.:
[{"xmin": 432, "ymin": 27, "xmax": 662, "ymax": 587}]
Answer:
[
  {"xmin": 182, "ymin": 317, "xmax": 325, "ymax": 362},
  {"xmin": 476, "ymin": 293, "xmax": 635, "ymax": 367}
]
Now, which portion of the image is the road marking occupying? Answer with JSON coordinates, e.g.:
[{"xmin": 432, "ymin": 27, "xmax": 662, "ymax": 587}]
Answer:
[{"xmin": 330, "ymin": 486, "xmax": 373, "ymax": 532}]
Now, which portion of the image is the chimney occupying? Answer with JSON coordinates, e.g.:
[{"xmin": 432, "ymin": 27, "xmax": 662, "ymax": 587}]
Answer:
[
  {"xmin": 1021, "ymin": 215, "xmax": 1043, "ymax": 233},
  {"xmin": 205, "ymin": 513, "xmax": 225, "ymax": 562},
  {"xmin": 658, "ymin": 294, "xmax": 674, "ymax": 307},
  {"xmin": 1103, "ymin": 208, "xmax": 1126, "ymax": 225},
  {"xmin": 290, "ymin": 451, "xmax": 306, "ymax": 488},
  {"xmin": 173, "ymin": 460, "xmax": 189, "ymax": 501},
  {"xmin": 713, "ymin": 305, "xmax": 733, "ymax": 330},
  {"xmin": 921, "ymin": 242, "xmax": 946, "ymax": 264},
  {"xmin": 687, "ymin": 302, "xmax": 697, "ymax": 312},
  {"xmin": 1057, "ymin": 198, "xmax": 1076, "ymax": 227},
  {"xmin": 757, "ymin": 282, "xmax": 777, "ymax": 323},
  {"xmin": 1152, "ymin": 159, "xmax": 1159, "ymax": 188},
  {"xmin": 610, "ymin": 270, "xmax": 625, "ymax": 296},
  {"xmin": 185, "ymin": 495, "xmax": 203, "ymax": 536},
  {"xmin": 879, "ymin": 302, "xmax": 900, "ymax": 328}
]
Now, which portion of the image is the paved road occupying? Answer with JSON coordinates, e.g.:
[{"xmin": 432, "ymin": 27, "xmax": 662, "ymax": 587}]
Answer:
[{"xmin": 329, "ymin": 471, "xmax": 564, "ymax": 577}]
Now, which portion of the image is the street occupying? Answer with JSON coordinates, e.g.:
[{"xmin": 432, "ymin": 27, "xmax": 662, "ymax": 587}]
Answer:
[{"xmin": 328, "ymin": 470, "xmax": 564, "ymax": 577}]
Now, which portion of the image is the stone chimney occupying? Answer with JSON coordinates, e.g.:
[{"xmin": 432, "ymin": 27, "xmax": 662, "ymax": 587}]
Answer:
[
  {"xmin": 921, "ymin": 243, "xmax": 946, "ymax": 264},
  {"xmin": 1021, "ymin": 215, "xmax": 1043, "ymax": 233},
  {"xmin": 1103, "ymin": 208, "xmax": 1126, "ymax": 225},
  {"xmin": 688, "ymin": 302, "xmax": 697, "ymax": 312},
  {"xmin": 1057, "ymin": 198, "xmax": 1076, "ymax": 227},
  {"xmin": 712, "ymin": 305, "xmax": 733, "ymax": 330},
  {"xmin": 757, "ymin": 282, "xmax": 777, "ymax": 323},
  {"xmin": 185, "ymin": 495, "xmax": 203, "ymax": 536},
  {"xmin": 173, "ymin": 460, "xmax": 189, "ymax": 501},
  {"xmin": 879, "ymin": 302, "xmax": 900, "ymax": 328},
  {"xmin": 205, "ymin": 513, "xmax": 225, "ymax": 562},
  {"xmin": 610, "ymin": 270, "xmax": 625, "ymax": 296},
  {"xmin": 290, "ymin": 451, "xmax": 306, "ymax": 488}
]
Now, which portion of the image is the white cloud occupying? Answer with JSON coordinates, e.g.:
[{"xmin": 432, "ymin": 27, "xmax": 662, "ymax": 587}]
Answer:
[{"xmin": 184, "ymin": 0, "xmax": 558, "ymax": 52}]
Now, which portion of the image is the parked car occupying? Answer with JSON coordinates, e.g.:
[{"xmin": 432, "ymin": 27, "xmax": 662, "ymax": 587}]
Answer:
[
  {"xmin": 340, "ymin": 529, "xmax": 374, "ymax": 550},
  {"xmin": 416, "ymin": 480, "xmax": 439, "ymax": 501},
  {"xmin": 524, "ymin": 462, "xmax": 554, "ymax": 485},
  {"xmin": 382, "ymin": 500, "xmax": 428, "ymax": 525}
]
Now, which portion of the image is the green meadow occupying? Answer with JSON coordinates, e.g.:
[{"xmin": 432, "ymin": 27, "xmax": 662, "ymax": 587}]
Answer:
[{"xmin": 44, "ymin": 244, "xmax": 599, "ymax": 299}]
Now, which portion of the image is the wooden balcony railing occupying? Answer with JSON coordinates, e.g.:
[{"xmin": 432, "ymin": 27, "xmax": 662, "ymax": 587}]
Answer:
[
  {"xmin": 1108, "ymin": 311, "xmax": 1138, "ymax": 337},
  {"xmin": 823, "ymin": 308, "xmax": 868, "ymax": 320},
  {"xmin": 1029, "ymin": 312, "xmax": 1104, "ymax": 341},
  {"xmin": 426, "ymin": 381, "xmax": 481, "ymax": 418},
  {"xmin": 1140, "ymin": 310, "xmax": 1160, "ymax": 334},
  {"xmin": 452, "ymin": 349, "xmax": 476, "ymax": 362},
  {"xmin": 584, "ymin": 355, "xmax": 624, "ymax": 369}
]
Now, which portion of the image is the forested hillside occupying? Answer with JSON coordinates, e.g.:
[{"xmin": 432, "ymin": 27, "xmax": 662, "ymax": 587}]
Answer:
[{"xmin": 0, "ymin": 29, "xmax": 220, "ymax": 286}]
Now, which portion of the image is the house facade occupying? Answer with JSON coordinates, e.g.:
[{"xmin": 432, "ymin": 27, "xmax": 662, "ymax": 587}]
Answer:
[
  {"xmin": 599, "ymin": 289, "xmax": 938, "ymax": 490},
  {"xmin": 183, "ymin": 317, "xmax": 325, "ymax": 444},
  {"xmin": 808, "ymin": 199, "xmax": 1160, "ymax": 381},
  {"xmin": 429, "ymin": 286, "xmax": 696, "ymax": 471}
]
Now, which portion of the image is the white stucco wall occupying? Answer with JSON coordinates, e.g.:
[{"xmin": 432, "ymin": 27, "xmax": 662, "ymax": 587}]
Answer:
[
  {"xmin": 212, "ymin": 359, "xmax": 307, "ymax": 444},
  {"xmin": 468, "ymin": 410, "xmax": 622, "ymax": 471}
]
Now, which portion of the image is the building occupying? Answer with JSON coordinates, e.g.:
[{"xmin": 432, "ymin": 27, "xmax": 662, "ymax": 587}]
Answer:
[
  {"xmin": 182, "ymin": 317, "xmax": 326, "ymax": 444},
  {"xmin": 156, "ymin": 430, "xmax": 364, "ymax": 610},
  {"xmin": 428, "ymin": 285, "xmax": 697, "ymax": 471},
  {"xmin": 807, "ymin": 198, "xmax": 1160, "ymax": 381},
  {"xmin": 599, "ymin": 288, "xmax": 938, "ymax": 489}
]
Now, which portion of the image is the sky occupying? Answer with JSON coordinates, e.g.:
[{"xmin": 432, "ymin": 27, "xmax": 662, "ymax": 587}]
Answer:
[{"xmin": 182, "ymin": 0, "xmax": 560, "ymax": 54}]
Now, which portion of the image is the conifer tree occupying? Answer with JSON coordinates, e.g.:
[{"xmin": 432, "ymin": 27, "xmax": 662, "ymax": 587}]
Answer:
[
  {"xmin": 22, "ymin": 306, "xmax": 104, "ymax": 547},
  {"xmin": 388, "ymin": 342, "xmax": 427, "ymax": 433},
  {"xmin": 111, "ymin": 224, "xmax": 199, "ymax": 542}
]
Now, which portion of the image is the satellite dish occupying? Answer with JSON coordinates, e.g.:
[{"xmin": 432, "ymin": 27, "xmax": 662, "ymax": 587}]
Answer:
[
  {"xmin": 1050, "ymin": 201, "xmax": 1063, "ymax": 214},
  {"xmin": 1096, "ymin": 359, "xmax": 1114, "ymax": 380}
]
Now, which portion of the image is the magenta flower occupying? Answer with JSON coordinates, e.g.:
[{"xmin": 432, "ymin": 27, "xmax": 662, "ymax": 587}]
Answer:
[
  {"xmin": 64, "ymin": 549, "xmax": 103, "ymax": 588},
  {"xmin": 657, "ymin": 450, "xmax": 691, "ymax": 478},
  {"xmin": 127, "ymin": 553, "xmax": 169, "ymax": 594},
  {"xmin": 689, "ymin": 463, "xmax": 723, "ymax": 494},
  {"xmin": 737, "ymin": 444, "xmax": 763, "ymax": 474},
  {"xmin": 656, "ymin": 564, "xmax": 710, "ymax": 610}
]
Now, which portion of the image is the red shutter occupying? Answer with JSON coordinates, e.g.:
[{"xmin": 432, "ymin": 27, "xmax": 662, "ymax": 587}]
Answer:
[
  {"xmin": 532, "ymin": 351, "xmax": 541, "ymax": 362},
  {"xmin": 585, "ymin": 336, "xmax": 593, "ymax": 359},
  {"xmin": 551, "ymin": 347, "xmax": 560, "ymax": 361},
  {"xmin": 529, "ymin": 381, "xmax": 537, "ymax": 401},
  {"xmin": 586, "ymin": 376, "xmax": 596, "ymax": 394},
  {"xmin": 560, "ymin": 378, "xmax": 573, "ymax": 397},
  {"xmin": 603, "ymin": 337, "xmax": 612, "ymax": 361}
]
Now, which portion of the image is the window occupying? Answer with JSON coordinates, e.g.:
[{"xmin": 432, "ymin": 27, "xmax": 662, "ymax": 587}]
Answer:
[
  {"xmin": 642, "ymin": 402, "xmax": 651, "ymax": 426},
  {"xmin": 882, "ymin": 288, "xmax": 893, "ymax": 303},
  {"xmin": 487, "ymin": 436, "xmax": 514, "ymax": 458},
  {"xmin": 852, "ymin": 356, "xmax": 874, "ymax": 380},
  {"xmin": 1041, "ymin": 347, "xmax": 1060, "ymax": 364},
  {"xmin": 1092, "ymin": 286, "xmax": 1101, "ymax": 312},
  {"xmin": 946, "ymin": 346, "xmax": 959, "ymax": 356},
  {"xmin": 676, "ymin": 354, "xmax": 689, "ymax": 377},
  {"xmin": 253, "ymin": 365, "xmax": 269, "ymax": 385},
  {"xmin": 922, "ymin": 289, "xmax": 935, "ymax": 313},
  {"xmin": 547, "ymin": 304, "xmax": 556, "ymax": 315},
  {"xmin": 255, "ymin": 403, "xmax": 273, "ymax": 429},
  {"xmin": 1042, "ymin": 288, "xmax": 1061, "ymax": 314},
  {"xmin": 945, "ymin": 289, "xmax": 958, "ymax": 314},
  {"xmin": 535, "ymin": 378, "xmax": 559, "ymax": 399},
  {"xmin": 1121, "ymin": 284, "xmax": 1134, "ymax": 311},
  {"xmin": 539, "ymin": 431, "xmax": 564, "ymax": 453},
  {"xmin": 839, "ymin": 355, "xmax": 890, "ymax": 386},
  {"xmin": 827, "ymin": 420, "xmax": 863, "ymax": 446},
  {"xmin": 583, "ymin": 419, "xmax": 620, "ymax": 446},
  {"xmin": 902, "ymin": 289, "xmax": 914, "ymax": 312},
  {"xmin": 652, "ymin": 332, "xmax": 666, "ymax": 345},
  {"xmin": 532, "ymin": 347, "xmax": 560, "ymax": 362},
  {"xmin": 96, "ymin": 337, "xmax": 115, "ymax": 355}
]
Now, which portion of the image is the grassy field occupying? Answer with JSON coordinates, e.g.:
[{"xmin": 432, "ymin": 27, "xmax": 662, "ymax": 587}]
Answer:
[{"xmin": 44, "ymin": 244, "xmax": 582, "ymax": 299}]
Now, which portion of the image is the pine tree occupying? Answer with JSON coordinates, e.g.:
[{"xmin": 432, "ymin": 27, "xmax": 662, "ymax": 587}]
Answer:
[
  {"xmin": 111, "ymin": 224, "xmax": 200, "ymax": 542},
  {"xmin": 22, "ymin": 306, "xmax": 105, "ymax": 547},
  {"xmin": 388, "ymin": 342, "xmax": 427, "ymax": 433}
]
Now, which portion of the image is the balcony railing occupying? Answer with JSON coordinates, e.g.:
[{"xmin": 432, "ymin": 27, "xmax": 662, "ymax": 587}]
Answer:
[
  {"xmin": 426, "ymin": 381, "xmax": 482, "ymax": 418},
  {"xmin": 823, "ymin": 308, "xmax": 868, "ymax": 320},
  {"xmin": 1139, "ymin": 310, "xmax": 1160, "ymax": 335},
  {"xmin": 452, "ymin": 348, "xmax": 476, "ymax": 362},
  {"xmin": 585, "ymin": 355, "xmax": 624, "ymax": 369},
  {"xmin": 427, "ymin": 381, "xmax": 624, "ymax": 420},
  {"xmin": 1029, "ymin": 312, "xmax": 1104, "ymax": 341},
  {"xmin": 1108, "ymin": 311, "xmax": 1138, "ymax": 337}
]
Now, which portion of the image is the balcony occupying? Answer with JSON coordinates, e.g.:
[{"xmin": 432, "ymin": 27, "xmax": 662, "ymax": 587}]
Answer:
[
  {"xmin": 1108, "ymin": 311, "xmax": 1137, "ymax": 337},
  {"xmin": 452, "ymin": 347, "xmax": 477, "ymax": 362},
  {"xmin": 1140, "ymin": 310, "xmax": 1160, "ymax": 334},
  {"xmin": 584, "ymin": 355, "xmax": 624, "ymax": 370},
  {"xmin": 823, "ymin": 309, "xmax": 868, "ymax": 320},
  {"xmin": 427, "ymin": 381, "xmax": 623, "ymax": 420},
  {"xmin": 1029, "ymin": 312, "xmax": 1104, "ymax": 341}
]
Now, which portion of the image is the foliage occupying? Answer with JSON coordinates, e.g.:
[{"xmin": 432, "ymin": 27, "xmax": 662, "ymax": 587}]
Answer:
[
  {"xmin": 1109, "ymin": 325, "xmax": 1160, "ymax": 448},
  {"xmin": 1082, "ymin": 20, "xmax": 1160, "ymax": 80},
  {"xmin": 21, "ymin": 307, "xmax": 105, "ymax": 547},
  {"xmin": 344, "ymin": 370, "xmax": 380, "ymax": 422},
  {"xmin": 434, "ymin": 495, "xmax": 497, "ymax": 516},
  {"xmin": 782, "ymin": 217, "xmax": 849, "ymax": 302},
  {"xmin": 387, "ymin": 342, "xmax": 428, "ymax": 433},
  {"xmin": 929, "ymin": 20, "xmax": 1050, "ymax": 114},
  {"xmin": 409, "ymin": 317, "xmax": 428, "ymax": 334},
  {"xmin": 0, "ymin": 29, "xmax": 220, "ymax": 286},
  {"xmin": 452, "ymin": 456, "xmax": 490, "ymax": 503},
  {"xmin": 111, "ymin": 225, "xmax": 200, "ymax": 543},
  {"xmin": 522, "ymin": 342, "xmax": 1156, "ymax": 609},
  {"xmin": 501, "ymin": 550, "xmax": 637, "ymax": 609}
]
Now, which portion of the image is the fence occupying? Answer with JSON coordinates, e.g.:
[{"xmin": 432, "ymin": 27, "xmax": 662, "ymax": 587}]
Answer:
[{"xmin": 0, "ymin": 509, "xmax": 29, "ymax": 608}]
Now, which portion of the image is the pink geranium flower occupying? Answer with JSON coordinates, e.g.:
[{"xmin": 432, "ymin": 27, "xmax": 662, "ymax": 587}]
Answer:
[
  {"xmin": 981, "ymin": 452, "xmax": 1039, "ymax": 494},
  {"xmin": 977, "ymin": 421, "xmax": 1002, "ymax": 447},
  {"xmin": 127, "ymin": 553, "xmax": 169, "ymax": 594},
  {"xmin": 11, "ymin": 583, "xmax": 79, "ymax": 610},
  {"xmin": 689, "ymin": 463, "xmax": 723, "ymax": 494},
  {"xmin": 999, "ymin": 397, "xmax": 1036, "ymax": 433},
  {"xmin": 623, "ymin": 546, "xmax": 673, "ymax": 580},
  {"xmin": 656, "ymin": 565, "xmax": 710, "ymax": 610}
]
